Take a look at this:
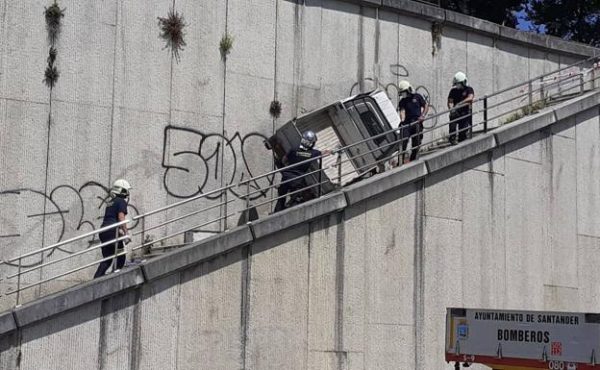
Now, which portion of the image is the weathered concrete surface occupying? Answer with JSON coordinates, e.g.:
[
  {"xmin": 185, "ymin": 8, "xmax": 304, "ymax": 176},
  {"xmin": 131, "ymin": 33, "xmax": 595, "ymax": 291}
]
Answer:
[
  {"xmin": 1, "ymin": 94, "xmax": 600, "ymax": 369},
  {"xmin": 2, "ymin": 0, "xmax": 599, "ymax": 310},
  {"xmin": 1, "ymin": 0, "xmax": 600, "ymax": 368}
]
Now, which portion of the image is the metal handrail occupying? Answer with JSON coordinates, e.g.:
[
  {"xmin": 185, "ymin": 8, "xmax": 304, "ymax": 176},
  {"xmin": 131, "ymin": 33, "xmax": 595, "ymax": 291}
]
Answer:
[{"xmin": 2, "ymin": 57, "xmax": 598, "ymax": 305}]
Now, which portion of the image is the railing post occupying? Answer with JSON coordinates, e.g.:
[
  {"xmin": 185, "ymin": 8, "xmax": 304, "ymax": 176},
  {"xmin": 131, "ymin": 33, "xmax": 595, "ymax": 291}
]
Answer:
[
  {"xmin": 540, "ymin": 77, "xmax": 545, "ymax": 104},
  {"xmin": 223, "ymin": 189, "xmax": 228, "ymax": 231},
  {"xmin": 483, "ymin": 96, "xmax": 488, "ymax": 133},
  {"xmin": 318, "ymin": 158, "xmax": 323, "ymax": 197},
  {"xmin": 140, "ymin": 217, "xmax": 146, "ymax": 257},
  {"xmin": 336, "ymin": 152, "xmax": 342, "ymax": 186},
  {"xmin": 580, "ymin": 73, "xmax": 585, "ymax": 94},
  {"xmin": 245, "ymin": 181, "xmax": 251, "ymax": 215},
  {"xmin": 592, "ymin": 65, "xmax": 597, "ymax": 90},
  {"xmin": 528, "ymin": 80, "xmax": 533, "ymax": 108},
  {"xmin": 16, "ymin": 257, "xmax": 22, "ymax": 306},
  {"xmin": 112, "ymin": 227, "xmax": 119, "ymax": 273}
]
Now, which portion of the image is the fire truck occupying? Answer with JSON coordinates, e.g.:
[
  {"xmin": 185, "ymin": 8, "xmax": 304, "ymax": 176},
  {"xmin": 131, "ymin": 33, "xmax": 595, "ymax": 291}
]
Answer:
[{"xmin": 446, "ymin": 308, "xmax": 600, "ymax": 370}]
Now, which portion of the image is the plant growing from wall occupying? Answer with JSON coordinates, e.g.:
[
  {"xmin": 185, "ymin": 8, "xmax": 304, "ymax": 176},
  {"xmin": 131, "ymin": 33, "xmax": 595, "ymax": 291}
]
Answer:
[
  {"xmin": 269, "ymin": 100, "xmax": 282, "ymax": 119},
  {"xmin": 501, "ymin": 99, "xmax": 548, "ymax": 125},
  {"xmin": 44, "ymin": 2, "xmax": 64, "ymax": 44},
  {"xmin": 44, "ymin": 47, "xmax": 59, "ymax": 89},
  {"xmin": 158, "ymin": 8, "xmax": 187, "ymax": 62},
  {"xmin": 219, "ymin": 33, "xmax": 234, "ymax": 59}
]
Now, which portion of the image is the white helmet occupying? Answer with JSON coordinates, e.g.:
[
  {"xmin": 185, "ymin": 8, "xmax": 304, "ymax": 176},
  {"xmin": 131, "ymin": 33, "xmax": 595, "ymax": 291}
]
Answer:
[
  {"xmin": 453, "ymin": 72, "xmax": 467, "ymax": 86},
  {"xmin": 398, "ymin": 80, "xmax": 414, "ymax": 94},
  {"xmin": 110, "ymin": 179, "xmax": 132, "ymax": 197}
]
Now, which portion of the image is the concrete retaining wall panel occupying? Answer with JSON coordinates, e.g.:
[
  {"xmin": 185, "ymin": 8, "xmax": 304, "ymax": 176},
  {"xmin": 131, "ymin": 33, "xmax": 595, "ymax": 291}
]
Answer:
[
  {"xmin": 504, "ymin": 157, "xmax": 546, "ymax": 310},
  {"xmin": 226, "ymin": 0, "xmax": 276, "ymax": 80},
  {"xmin": 50, "ymin": 0, "xmax": 117, "ymax": 107},
  {"xmin": 320, "ymin": 0, "xmax": 361, "ymax": 103},
  {"xmin": 307, "ymin": 351, "xmax": 341, "ymax": 370},
  {"xmin": 366, "ymin": 324, "xmax": 414, "ymax": 369},
  {"xmin": 504, "ymin": 129, "xmax": 543, "ymax": 163},
  {"xmin": 424, "ymin": 163, "xmax": 462, "ymax": 221},
  {"xmin": 359, "ymin": 7, "xmax": 378, "ymax": 88},
  {"xmin": 461, "ymin": 169, "xmax": 506, "ymax": 308},
  {"xmin": 177, "ymin": 249, "xmax": 243, "ymax": 370},
  {"xmin": 340, "ymin": 202, "xmax": 367, "ymax": 353},
  {"xmin": 493, "ymin": 40, "xmax": 530, "ymax": 126},
  {"xmin": 575, "ymin": 108, "xmax": 600, "ymax": 238},
  {"xmin": 421, "ymin": 215, "xmax": 463, "ymax": 370},
  {"xmin": 364, "ymin": 186, "xmax": 417, "ymax": 326},
  {"xmin": 19, "ymin": 302, "xmax": 101, "ymax": 370},
  {"xmin": 0, "ymin": 0, "xmax": 49, "ymax": 104},
  {"xmin": 295, "ymin": 0, "xmax": 323, "ymax": 112},
  {"xmin": 577, "ymin": 235, "xmax": 600, "ymax": 312},
  {"xmin": 98, "ymin": 290, "xmax": 138, "ymax": 370},
  {"xmin": 544, "ymin": 285, "xmax": 579, "ymax": 311},
  {"xmin": 114, "ymin": 0, "xmax": 172, "ymax": 114},
  {"xmin": 136, "ymin": 273, "xmax": 181, "ymax": 370},
  {"xmin": 273, "ymin": 1, "xmax": 301, "ymax": 122},
  {"xmin": 0, "ymin": 330, "xmax": 18, "ymax": 370},
  {"xmin": 377, "ymin": 10, "xmax": 399, "ymax": 100},
  {"xmin": 545, "ymin": 134, "xmax": 578, "ymax": 288},
  {"xmin": 170, "ymin": 0, "xmax": 227, "ymax": 117},
  {"xmin": 462, "ymin": 147, "xmax": 505, "ymax": 175},
  {"xmin": 306, "ymin": 213, "xmax": 341, "ymax": 352},
  {"xmin": 246, "ymin": 223, "xmax": 310, "ymax": 370}
]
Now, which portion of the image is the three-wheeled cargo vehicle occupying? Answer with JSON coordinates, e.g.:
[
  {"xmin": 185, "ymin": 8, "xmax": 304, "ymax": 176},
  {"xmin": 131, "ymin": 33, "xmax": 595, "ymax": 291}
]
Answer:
[{"xmin": 265, "ymin": 90, "xmax": 401, "ymax": 200}]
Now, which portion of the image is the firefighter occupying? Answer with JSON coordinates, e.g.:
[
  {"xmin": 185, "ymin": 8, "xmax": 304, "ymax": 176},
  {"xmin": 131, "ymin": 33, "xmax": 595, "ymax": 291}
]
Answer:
[
  {"xmin": 397, "ymin": 80, "xmax": 429, "ymax": 163},
  {"xmin": 274, "ymin": 131, "xmax": 325, "ymax": 213},
  {"xmin": 447, "ymin": 71, "xmax": 475, "ymax": 144},
  {"xmin": 94, "ymin": 179, "xmax": 132, "ymax": 278}
]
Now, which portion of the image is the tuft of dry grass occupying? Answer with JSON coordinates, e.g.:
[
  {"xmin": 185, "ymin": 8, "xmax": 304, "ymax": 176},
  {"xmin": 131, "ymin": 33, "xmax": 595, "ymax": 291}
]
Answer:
[
  {"xmin": 219, "ymin": 33, "xmax": 234, "ymax": 59},
  {"xmin": 158, "ymin": 8, "xmax": 187, "ymax": 62},
  {"xmin": 44, "ymin": 2, "xmax": 65, "ymax": 45}
]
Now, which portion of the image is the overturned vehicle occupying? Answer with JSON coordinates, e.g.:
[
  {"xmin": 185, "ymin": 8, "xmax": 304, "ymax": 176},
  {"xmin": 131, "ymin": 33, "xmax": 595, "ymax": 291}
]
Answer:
[{"xmin": 265, "ymin": 90, "xmax": 402, "ymax": 206}]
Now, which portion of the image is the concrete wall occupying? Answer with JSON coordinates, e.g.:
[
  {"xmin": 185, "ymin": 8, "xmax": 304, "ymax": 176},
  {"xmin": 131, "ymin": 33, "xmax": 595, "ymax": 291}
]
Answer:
[
  {"xmin": 0, "ymin": 0, "xmax": 598, "ymax": 306},
  {"xmin": 0, "ymin": 92, "xmax": 599, "ymax": 369}
]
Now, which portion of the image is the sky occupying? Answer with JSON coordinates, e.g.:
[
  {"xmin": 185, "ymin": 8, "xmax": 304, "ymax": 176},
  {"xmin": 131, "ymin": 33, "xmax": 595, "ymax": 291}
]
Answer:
[{"xmin": 515, "ymin": 7, "xmax": 547, "ymax": 33}]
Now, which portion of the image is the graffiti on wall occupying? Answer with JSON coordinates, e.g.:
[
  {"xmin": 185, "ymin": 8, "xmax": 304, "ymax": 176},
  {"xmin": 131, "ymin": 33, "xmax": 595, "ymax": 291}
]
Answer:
[
  {"xmin": 0, "ymin": 182, "xmax": 139, "ymax": 267},
  {"xmin": 162, "ymin": 125, "xmax": 273, "ymax": 200},
  {"xmin": 349, "ymin": 63, "xmax": 440, "ymax": 128}
]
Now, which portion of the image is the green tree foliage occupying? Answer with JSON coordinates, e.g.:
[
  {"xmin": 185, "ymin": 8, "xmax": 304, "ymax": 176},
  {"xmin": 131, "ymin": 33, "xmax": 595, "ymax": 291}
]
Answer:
[{"xmin": 526, "ymin": 0, "xmax": 600, "ymax": 46}]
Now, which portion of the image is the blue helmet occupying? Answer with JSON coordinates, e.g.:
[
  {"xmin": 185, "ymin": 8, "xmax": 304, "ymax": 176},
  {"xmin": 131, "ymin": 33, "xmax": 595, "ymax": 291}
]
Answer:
[{"xmin": 300, "ymin": 130, "xmax": 317, "ymax": 150}]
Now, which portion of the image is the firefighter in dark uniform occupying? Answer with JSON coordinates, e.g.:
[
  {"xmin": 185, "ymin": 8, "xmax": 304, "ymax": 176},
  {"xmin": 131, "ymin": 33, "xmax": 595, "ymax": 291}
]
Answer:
[
  {"xmin": 397, "ymin": 80, "xmax": 429, "ymax": 163},
  {"xmin": 447, "ymin": 71, "xmax": 475, "ymax": 144},
  {"xmin": 274, "ymin": 130, "xmax": 325, "ymax": 213}
]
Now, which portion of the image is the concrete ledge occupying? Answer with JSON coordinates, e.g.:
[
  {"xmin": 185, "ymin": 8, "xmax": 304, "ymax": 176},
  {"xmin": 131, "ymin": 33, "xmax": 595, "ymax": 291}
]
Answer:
[
  {"xmin": 381, "ymin": 0, "xmax": 445, "ymax": 22},
  {"xmin": 250, "ymin": 192, "xmax": 347, "ymax": 239},
  {"xmin": 552, "ymin": 91, "xmax": 600, "ymax": 121},
  {"xmin": 353, "ymin": 0, "xmax": 599, "ymax": 57},
  {"xmin": 443, "ymin": 10, "xmax": 500, "ymax": 35},
  {"xmin": 142, "ymin": 225, "xmax": 253, "ymax": 282},
  {"xmin": 343, "ymin": 161, "xmax": 428, "ymax": 205},
  {"xmin": 425, "ymin": 135, "xmax": 496, "ymax": 173},
  {"xmin": 13, "ymin": 267, "xmax": 144, "ymax": 327},
  {"xmin": 0, "ymin": 311, "xmax": 16, "ymax": 335},
  {"xmin": 494, "ymin": 109, "xmax": 556, "ymax": 146}
]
